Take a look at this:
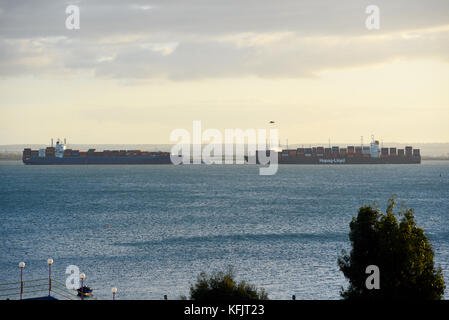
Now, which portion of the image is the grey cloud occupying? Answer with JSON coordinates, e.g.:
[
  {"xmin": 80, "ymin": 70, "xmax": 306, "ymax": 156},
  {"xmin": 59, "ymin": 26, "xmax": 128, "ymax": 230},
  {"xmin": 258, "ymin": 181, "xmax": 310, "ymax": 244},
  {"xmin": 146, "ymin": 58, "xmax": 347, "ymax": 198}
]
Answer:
[
  {"xmin": 1, "ymin": 0, "xmax": 449, "ymax": 38},
  {"xmin": 0, "ymin": 0, "xmax": 448, "ymax": 79}
]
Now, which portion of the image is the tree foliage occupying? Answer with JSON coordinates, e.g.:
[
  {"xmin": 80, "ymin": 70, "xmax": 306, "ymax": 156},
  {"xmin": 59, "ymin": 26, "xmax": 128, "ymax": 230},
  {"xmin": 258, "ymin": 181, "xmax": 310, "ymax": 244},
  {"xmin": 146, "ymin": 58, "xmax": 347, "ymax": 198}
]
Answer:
[
  {"xmin": 188, "ymin": 266, "xmax": 268, "ymax": 300},
  {"xmin": 338, "ymin": 195, "xmax": 445, "ymax": 300}
]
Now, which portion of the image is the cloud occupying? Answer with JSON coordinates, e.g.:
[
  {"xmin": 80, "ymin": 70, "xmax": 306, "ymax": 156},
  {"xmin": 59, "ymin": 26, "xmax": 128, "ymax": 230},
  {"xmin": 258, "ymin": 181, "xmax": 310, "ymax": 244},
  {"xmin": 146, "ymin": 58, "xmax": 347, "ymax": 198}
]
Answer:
[
  {"xmin": 140, "ymin": 42, "xmax": 179, "ymax": 56},
  {"xmin": 0, "ymin": 0, "xmax": 448, "ymax": 80},
  {"xmin": 131, "ymin": 4, "xmax": 153, "ymax": 11}
]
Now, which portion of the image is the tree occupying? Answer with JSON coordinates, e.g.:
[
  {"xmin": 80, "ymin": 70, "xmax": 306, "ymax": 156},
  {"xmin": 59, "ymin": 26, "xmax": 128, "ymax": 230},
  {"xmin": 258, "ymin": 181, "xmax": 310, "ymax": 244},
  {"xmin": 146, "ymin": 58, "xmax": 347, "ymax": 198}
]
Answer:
[
  {"xmin": 338, "ymin": 195, "xmax": 445, "ymax": 300},
  {"xmin": 187, "ymin": 266, "xmax": 268, "ymax": 300}
]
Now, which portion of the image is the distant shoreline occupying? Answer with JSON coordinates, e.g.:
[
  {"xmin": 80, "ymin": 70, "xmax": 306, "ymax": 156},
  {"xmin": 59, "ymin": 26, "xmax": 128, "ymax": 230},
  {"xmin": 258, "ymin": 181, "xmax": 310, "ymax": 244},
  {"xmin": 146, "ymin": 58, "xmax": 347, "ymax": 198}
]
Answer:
[
  {"xmin": 422, "ymin": 157, "xmax": 449, "ymax": 161},
  {"xmin": 2, "ymin": 155, "xmax": 449, "ymax": 162},
  {"xmin": 0, "ymin": 153, "xmax": 21, "ymax": 160}
]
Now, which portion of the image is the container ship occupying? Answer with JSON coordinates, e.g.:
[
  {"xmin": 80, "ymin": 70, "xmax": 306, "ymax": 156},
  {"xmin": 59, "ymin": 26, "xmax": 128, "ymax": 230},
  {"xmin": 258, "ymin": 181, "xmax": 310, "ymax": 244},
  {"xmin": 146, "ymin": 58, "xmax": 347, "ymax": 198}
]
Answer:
[
  {"xmin": 23, "ymin": 137, "xmax": 421, "ymax": 165},
  {"xmin": 22, "ymin": 140, "xmax": 174, "ymax": 165},
  {"xmin": 276, "ymin": 137, "xmax": 420, "ymax": 164},
  {"xmin": 251, "ymin": 137, "xmax": 421, "ymax": 165}
]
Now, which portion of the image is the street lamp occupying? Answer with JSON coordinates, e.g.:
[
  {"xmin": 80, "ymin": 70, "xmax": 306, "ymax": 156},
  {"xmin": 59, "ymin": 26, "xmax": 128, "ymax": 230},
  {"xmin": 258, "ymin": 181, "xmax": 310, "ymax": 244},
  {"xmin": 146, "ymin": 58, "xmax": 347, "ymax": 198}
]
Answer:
[
  {"xmin": 19, "ymin": 262, "xmax": 25, "ymax": 300},
  {"xmin": 47, "ymin": 258, "xmax": 53, "ymax": 296},
  {"xmin": 111, "ymin": 287, "xmax": 117, "ymax": 300},
  {"xmin": 80, "ymin": 273, "xmax": 86, "ymax": 300}
]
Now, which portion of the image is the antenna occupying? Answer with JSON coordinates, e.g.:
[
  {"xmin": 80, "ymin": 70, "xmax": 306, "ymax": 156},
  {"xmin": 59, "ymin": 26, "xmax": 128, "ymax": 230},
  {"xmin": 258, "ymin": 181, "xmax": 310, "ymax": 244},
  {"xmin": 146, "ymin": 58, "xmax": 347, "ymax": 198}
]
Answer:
[
  {"xmin": 361, "ymin": 136, "xmax": 364, "ymax": 147},
  {"xmin": 64, "ymin": 138, "xmax": 66, "ymax": 145},
  {"xmin": 51, "ymin": 138, "xmax": 53, "ymax": 147},
  {"xmin": 286, "ymin": 139, "xmax": 288, "ymax": 149},
  {"xmin": 328, "ymin": 138, "xmax": 331, "ymax": 148}
]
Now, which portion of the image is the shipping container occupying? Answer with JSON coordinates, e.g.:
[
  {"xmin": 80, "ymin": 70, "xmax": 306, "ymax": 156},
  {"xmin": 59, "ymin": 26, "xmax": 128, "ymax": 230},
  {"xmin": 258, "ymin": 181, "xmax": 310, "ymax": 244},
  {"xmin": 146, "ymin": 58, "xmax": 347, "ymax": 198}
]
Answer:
[{"xmin": 405, "ymin": 146, "xmax": 413, "ymax": 156}]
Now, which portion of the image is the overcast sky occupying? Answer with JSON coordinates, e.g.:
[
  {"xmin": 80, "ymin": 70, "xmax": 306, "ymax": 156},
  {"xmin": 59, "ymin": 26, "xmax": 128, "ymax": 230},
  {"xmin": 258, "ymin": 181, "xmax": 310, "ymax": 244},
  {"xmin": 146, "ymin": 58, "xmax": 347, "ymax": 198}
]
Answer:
[{"xmin": 1, "ymin": 0, "xmax": 448, "ymax": 144}]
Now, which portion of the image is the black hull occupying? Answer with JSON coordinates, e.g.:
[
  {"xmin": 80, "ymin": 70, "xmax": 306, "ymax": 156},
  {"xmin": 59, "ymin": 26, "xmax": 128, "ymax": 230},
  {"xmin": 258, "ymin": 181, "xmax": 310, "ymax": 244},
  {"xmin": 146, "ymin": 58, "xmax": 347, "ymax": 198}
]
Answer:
[
  {"xmin": 22, "ymin": 156, "xmax": 176, "ymax": 165},
  {"xmin": 278, "ymin": 157, "xmax": 421, "ymax": 165},
  {"xmin": 246, "ymin": 154, "xmax": 421, "ymax": 165}
]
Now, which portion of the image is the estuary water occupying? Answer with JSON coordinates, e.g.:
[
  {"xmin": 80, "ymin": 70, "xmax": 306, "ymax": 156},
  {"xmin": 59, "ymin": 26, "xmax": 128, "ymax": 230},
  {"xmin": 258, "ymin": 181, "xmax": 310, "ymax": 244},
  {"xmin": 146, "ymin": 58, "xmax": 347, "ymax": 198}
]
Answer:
[{"xmin": 0, "ymin": 160, "xmax": 448, "ymax": 300}]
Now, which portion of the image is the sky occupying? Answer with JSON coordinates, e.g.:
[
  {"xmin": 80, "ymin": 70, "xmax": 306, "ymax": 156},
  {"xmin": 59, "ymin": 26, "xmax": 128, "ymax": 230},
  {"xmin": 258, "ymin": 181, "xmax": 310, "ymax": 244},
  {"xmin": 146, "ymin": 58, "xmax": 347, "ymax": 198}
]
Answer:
[{"xmin": 0, "ymin": 0, "xmax": 448, "ymax": 145}]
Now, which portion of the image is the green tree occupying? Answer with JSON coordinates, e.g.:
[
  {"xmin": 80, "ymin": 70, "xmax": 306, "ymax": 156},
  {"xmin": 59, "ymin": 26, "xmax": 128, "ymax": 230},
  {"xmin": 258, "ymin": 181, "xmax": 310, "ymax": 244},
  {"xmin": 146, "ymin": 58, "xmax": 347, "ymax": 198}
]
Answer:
[
  {"xmin": 338, "ymin": 195, "xmax": 445, "ymax": 300},
  {"xmin": 187, "ymin": 266, "xmax": 268, "ymax": 300}
]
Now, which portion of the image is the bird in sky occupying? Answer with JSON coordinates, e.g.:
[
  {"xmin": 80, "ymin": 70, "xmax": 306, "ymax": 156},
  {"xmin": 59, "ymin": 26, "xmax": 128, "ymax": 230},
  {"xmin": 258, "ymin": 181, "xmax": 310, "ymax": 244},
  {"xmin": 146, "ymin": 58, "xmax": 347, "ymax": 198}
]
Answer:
[{"xmin": 269, "ymin": 121, "xmax": 275, "ymax": 124}]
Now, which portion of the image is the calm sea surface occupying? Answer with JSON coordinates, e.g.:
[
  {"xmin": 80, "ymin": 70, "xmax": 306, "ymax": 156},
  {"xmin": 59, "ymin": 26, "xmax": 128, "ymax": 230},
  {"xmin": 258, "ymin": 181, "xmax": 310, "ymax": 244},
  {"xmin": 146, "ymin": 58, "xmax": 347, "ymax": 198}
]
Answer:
[{"xmin": 0, "ymin": 160, "xmax": 448, "ymax": 300}]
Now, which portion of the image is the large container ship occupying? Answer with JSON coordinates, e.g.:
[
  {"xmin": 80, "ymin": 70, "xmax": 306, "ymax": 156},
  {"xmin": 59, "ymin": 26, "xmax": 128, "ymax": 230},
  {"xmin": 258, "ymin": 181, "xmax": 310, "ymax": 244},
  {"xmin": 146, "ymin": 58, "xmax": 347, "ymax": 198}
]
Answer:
[
  {"xmin": 274, "ymin": 137, "xmax": 421, "ymax": 164},
  {"xmin": 22, "ymin": 140, "xmax": 174, "ymax": 165},
  {"xmin": 248, "ymin": 137, "xmax": 420, "ymax": 165}
]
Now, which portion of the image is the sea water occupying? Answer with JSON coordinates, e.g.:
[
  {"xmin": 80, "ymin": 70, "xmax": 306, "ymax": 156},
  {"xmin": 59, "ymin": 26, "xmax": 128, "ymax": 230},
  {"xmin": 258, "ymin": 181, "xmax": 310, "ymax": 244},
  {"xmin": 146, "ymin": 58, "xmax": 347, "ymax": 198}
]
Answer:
[{"xmin": 0, "ymin": 161, "xmax": 448, "ymax": 299}]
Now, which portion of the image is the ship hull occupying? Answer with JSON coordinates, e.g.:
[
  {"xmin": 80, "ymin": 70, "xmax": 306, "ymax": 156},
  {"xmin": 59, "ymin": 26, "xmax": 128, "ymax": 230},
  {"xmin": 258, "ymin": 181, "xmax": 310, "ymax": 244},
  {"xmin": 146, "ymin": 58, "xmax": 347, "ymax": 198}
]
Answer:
[
  {"xmin": 278, "ymin": 156, "xmax": 421, "ymax": 165},
  {"xmin": 23, "ymin": 156, "xmax": 173, "ymax": 165}
]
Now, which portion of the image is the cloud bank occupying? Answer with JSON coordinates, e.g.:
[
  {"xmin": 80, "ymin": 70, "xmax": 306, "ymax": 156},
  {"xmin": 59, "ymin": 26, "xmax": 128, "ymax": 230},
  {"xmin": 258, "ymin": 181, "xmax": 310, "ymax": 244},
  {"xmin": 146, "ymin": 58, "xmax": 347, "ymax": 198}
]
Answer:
[{"xmin": 0, "ymin": 0, "xmax": 448, "ymax": 80}]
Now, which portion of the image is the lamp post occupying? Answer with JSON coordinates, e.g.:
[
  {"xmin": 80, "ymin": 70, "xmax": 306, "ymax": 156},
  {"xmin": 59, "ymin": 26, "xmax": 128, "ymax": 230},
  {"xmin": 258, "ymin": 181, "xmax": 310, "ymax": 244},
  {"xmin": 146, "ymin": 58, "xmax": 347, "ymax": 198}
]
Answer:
[
  {"xmin": 47, "ymin": 258, "xmax": 53, "ymax": 296},
  {"xmin": 19, "ymin": 262, "xmax": 25, "ymax": 300},
  {"xmin": 80, "ymin": 273, "xmax": 86, "ymax": 300},
  {"xmin": 111, "ymin": 287, "xmax": 117, "ymax": 300}
]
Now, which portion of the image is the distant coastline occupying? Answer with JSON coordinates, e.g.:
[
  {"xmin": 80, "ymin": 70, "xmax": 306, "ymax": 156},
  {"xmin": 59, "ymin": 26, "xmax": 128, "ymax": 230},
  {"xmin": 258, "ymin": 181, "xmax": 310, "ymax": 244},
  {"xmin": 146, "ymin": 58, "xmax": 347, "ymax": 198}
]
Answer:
[
  {"xmin": 0, "ymin": 152, "xmax": 21, "ymax": 160},
  {"xmin": 2, "ymin": 142, "xmax": 449, "ymax": 162},
  {"xmin": 421, "ymin": 156, "xmax": 449, "ymax": 161},
  {"xmin": 2, "ymin": 152, "xmax": 449, "ymax": 161}
]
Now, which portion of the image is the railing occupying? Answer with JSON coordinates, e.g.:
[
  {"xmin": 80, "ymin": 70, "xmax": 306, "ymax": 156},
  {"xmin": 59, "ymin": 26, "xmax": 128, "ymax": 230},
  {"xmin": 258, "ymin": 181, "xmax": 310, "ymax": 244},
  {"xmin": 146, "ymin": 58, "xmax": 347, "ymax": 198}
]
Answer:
[{"xmin": 0, "ymin": 278, "xmax": 98, "ymax": 300}]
